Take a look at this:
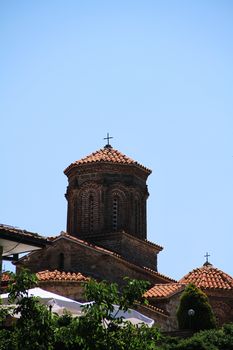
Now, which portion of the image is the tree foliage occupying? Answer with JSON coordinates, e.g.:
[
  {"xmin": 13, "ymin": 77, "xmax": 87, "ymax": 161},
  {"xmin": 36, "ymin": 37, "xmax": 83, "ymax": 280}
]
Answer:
[
  {"xmin": 2, "ymin": 271, "xmax": 232, "ymax": 350},
  {"xmin": 176, "ymin": 283, "xmax": 216, "ymax": 331},
  {"xmin": 159, "ymin": 323, "xmax": 233, "ymax": 350},
  {"xmin": 54, "ymin": 277, "xmax": 160, "ymax": 350},
  {"xmin": 0, "ymin": 270, "xmax": 160, "ymax": 350},
  {"xmin": 2, "ymin": 269, "xmax": 55, "ymax": 350}
]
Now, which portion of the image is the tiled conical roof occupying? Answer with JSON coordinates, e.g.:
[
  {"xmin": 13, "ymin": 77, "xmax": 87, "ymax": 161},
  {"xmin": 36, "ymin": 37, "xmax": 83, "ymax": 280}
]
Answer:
[
  {"xmin": 179, "ymin": 263, "xmax": 233, "ymax": 290},
  {"xmin": 64, "ymin": 145, "xmax": 151, "ymax": 174}
]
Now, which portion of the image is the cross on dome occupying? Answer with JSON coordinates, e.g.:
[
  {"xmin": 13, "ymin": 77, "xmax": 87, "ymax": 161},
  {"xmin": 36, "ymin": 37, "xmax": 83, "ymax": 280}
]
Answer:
[
  {"xmin": 204, "ymin": 252, "xmax": 210, "ymax": 263},
  {"xmin": 203, "ymin": 252, "xmax": 212, "ymax": 266},
  {"xmin": 104, "ymin": 132, "xmax": 113, "ymax": 148}
]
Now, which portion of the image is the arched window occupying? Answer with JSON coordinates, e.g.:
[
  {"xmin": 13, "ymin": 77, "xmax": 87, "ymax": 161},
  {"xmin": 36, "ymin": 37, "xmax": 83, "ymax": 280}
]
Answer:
[
  {"xmin": 112, "ymin": 196, "xmax": 118, "ymax": 231},
  {"xmin": 81, "ymin": 188, "xmax": 99, "ymax": 234},
  {"xmin": 73, "ymin": 200, "xmax": 78, "ymax": 233},
  {"xmin": 88, "ymin": 195, "xmax": 94, "ymax": 233},
  {"xmin": 110, "ymin": 189, "xmax": 126, "ymax": 232},
  {"xmin": 135, "ymin": 198, "xmax": 141, "ymax": 235}
]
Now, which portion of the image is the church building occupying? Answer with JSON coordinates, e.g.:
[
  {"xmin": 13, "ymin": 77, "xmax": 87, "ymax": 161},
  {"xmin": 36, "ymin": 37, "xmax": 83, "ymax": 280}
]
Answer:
[{"xmin": 13, "ymin": 140, "xmax": 233, "ymax": 331}]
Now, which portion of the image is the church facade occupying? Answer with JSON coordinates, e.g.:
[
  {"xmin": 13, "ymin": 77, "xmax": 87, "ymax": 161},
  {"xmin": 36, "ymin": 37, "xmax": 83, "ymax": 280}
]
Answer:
[{"xmin": 14, "ymin": 142, "xmax": 233, "ymax": 331}]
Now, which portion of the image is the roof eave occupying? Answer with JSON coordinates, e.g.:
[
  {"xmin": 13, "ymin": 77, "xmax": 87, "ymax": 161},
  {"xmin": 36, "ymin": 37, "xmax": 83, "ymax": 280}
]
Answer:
[{"xmin": 64, "ymin": 161, "xmax": 152, "ymax": 178}]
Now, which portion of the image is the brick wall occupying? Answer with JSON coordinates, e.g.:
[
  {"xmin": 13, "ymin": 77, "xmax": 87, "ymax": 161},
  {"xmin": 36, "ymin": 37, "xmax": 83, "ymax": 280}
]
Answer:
[
  {"xmin": 39, "ymin": 281, "xmax": 86, "ymax": 302},
  {"xmin": 65, "ymin": 163, "xmax": 150, "ymax": 241},
  {"xmin": 88, "ymin": 231, "xmax": 160, "ymax": 271},
  {"xmin": 16, "ymin": 237, "xmax": 169, "ymax": 288}
]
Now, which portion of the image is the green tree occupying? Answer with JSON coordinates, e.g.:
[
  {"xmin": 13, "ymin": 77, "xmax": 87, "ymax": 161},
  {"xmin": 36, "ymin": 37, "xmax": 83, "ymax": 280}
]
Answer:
[
  {"xmin": 55, "ymin": 278, "xmax": 160, "ymax": 350},
  {"xmin": 176, "ymin": 283, "xmax": 216, "ymax": 331},
  {"xmin": 7, "ymin": 269, "xmax": 55, "ymax": 350},
  {"xmin": 1, "ymin": 270, "xmax": 161, "ymax": 350}
]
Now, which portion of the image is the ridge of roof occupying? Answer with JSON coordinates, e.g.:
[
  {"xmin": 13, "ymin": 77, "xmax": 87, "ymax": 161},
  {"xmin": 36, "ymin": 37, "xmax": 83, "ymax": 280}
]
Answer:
[
  {"xmin": 84, "ymin": 231, "xmax": 163, "ymax": 252},
  {"xmin": 144, "ymin": 283, "xmax": 185, "ymax": 298},
  {"xmin": 64, "ymin": 146, "xmax": 151, "ymax": 174},
  {"xmin": 138, "ymin": 303, "xmax": 169, "ymax": 317},
  {"xmin": 37, "ymin": 270, "xmax": 89, "ymax": 282},
  {"xmin": 143, "ymin": 267, "xmax": 177, "ymax": 283},
  {"xmin": 54, "ymin": 232, "xmax": 122, "ymax": 258},
  {"xmin": 180, "ymin": 264, "xmax": 233, "ymax": 290},
  {"xmin": 0, "ymin": 224, "xmax": 49, "ymax": 243},
  {"xmin": 144, "ymin": 239, "xmax": 163, "ymax": 251}
]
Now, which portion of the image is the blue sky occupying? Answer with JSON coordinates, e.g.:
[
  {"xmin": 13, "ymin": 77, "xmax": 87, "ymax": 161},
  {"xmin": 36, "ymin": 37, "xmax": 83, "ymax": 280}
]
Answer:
[{"xmin": 1, "ymin": 0, "xmax": 233, "ymax": 280}]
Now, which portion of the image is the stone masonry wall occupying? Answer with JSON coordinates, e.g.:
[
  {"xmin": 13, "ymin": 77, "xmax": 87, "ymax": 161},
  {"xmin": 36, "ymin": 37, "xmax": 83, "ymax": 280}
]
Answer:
[
  {"xmin": 38, "ymin": 281, "xmax": 86, "ymax": 302},
  {"xmin": 16, "ymin": 237, "xmax": 168, "ymax": 288},
  {"xmin": 88, "ymin": 231, "xmax": 160, "ymax": 271}
]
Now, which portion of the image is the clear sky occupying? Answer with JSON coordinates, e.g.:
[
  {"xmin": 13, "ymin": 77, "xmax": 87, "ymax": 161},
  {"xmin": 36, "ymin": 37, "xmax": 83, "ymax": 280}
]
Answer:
[{"xmin": 1, "ymin": 0, "xmax": 233, "ymax": 280}]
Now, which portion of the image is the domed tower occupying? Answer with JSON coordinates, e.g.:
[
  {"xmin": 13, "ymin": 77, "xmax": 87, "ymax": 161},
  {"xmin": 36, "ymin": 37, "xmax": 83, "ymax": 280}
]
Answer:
[
  {"xmin": 64, "ymin": 142, "xmax": 152, "ymax": 241},
  {"xmin": 179, "ymin": 260, "xmax": 233, "ymax": 325}
]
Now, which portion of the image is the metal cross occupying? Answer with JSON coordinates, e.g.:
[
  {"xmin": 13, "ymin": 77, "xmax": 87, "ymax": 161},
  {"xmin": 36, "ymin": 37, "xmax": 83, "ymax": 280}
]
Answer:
[
  {"xmin": 104, "ymin": 133, "xmax": 113, "ymax": 146},
  {"xmin": 204, "ymin": 252, "xmax": 210, "ymax": 263}
]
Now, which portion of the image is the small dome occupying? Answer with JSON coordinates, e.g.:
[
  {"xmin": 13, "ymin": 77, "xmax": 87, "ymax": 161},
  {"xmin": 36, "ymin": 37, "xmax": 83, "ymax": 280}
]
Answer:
[{"xmin": 179, "ymin": 263, "xmax": 233, "ymax": 290}]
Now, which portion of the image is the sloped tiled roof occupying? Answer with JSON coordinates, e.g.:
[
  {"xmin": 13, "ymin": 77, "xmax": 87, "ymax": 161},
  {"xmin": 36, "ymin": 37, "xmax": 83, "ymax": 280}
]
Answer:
[
  {"xmin": 0, "ymin": 224, "xmax": 49, "ymax": 244},
  {"xmin": 64, "ymin": 145, "xmax": 151, "ymax": 174},
  {"xmin": 54, "ymin": 232, "xmax": 122, "ymax": 258},
  {"xmin": 139, "ymin": 303, "xmax": 168, "ymax": 316},
  {"xmin": 143, "ymin": 267, "xmax": 176, "ymax": 283},
  {"xmin": 180, "ymin": 263, "xmax": 233, "ymax": 290},
  {"xmin": 144, "ymin": 239, "xmax": 163, "ymax": 251},
  {"xmin": 144, "ymin": 283, "xmax": 185, "ymax": 298},
  {"xmin": 37, "ymin": 270, "xmax": 89, "ymax": 282}
]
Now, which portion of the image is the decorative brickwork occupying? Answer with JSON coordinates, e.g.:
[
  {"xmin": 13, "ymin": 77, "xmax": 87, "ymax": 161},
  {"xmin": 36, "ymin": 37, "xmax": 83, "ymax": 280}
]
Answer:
[
  {"xmin": 64, "ymin": 145, "xmax": 151, "ymax": 242},
  {"xmin": 10, "ymin": 144, "xmax": 233, "ymax": 331},
  {"xmin": 88, "ymin": 231, "xmax": 163, "ymax": 271},
  {"xmin": 15, "ymin": 234, "xmax": 173, "ymax": 288}
]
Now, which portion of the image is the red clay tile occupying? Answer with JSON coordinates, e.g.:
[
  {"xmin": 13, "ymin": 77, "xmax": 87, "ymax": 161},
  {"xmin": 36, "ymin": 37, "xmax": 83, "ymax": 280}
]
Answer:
[
  {"xmin": 179, "ymin": 263, "xmax": 233, "ymax": 290},
  {"xmin": 64, "ymin": 146, "xmax": 151, "ymax": 174},
  {"xmin": 36, "ymin": 270, "xmax": 89, "ymax": 282},
  {"xmin": 144, "ymin": 283, "xmax": 185, "ymax": 298},
  {"xmin": 1, "ymin": 272, "xmax": 11, "ymax": 283}
]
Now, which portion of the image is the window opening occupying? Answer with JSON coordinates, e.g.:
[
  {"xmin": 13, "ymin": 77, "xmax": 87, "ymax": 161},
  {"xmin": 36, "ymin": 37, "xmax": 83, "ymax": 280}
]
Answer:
[
  {"xmin": 135, "ymin": 199, "xmax": 140, "ymax": 234},
  {"xmin": 112, "ymin": 197, "xmax": 118, "ymax": 231},
  {"xmin": 89, "ymin": 195, "xmax": 94, "ymax": 233},
  {"xmin": 59, "ymin": 253, "xmax": 64, "ymax": 270}
]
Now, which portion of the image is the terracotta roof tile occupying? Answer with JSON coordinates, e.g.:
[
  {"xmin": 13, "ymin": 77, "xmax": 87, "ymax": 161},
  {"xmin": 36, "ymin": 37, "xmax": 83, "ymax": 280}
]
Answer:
[
  {"xmin": 179, "ymin": 263, "xmax": 233, "ymax": 290},
  {"xmin": 37, "ymin": 270, "xmax": 89, "ymax": 282},
  {"xmin": 0, "ymin": 224, "xmax": 49, "ymax": 243},
  {"xmin": 64, "ymin": 146, "xmax": 151, "ymax": 174},
  {"xmin": 1, "ymin": 272, "xmax": 11, "ymax": 283},
  {"xmin": 0, "ymin": 272, "xmax": 12, "ymax": 290},
  {"xmin": 144, "ymin": 283, "xmax": 185, "ymax": 298}
]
